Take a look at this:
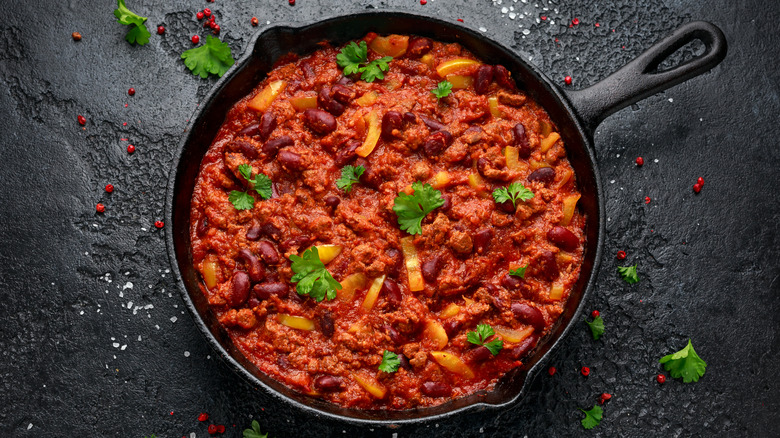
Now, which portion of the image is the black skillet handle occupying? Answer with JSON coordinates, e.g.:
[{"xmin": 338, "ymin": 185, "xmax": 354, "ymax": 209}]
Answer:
[{"xmin": 565, "ymin": 21, "xmax": 727, "ymax": 134}]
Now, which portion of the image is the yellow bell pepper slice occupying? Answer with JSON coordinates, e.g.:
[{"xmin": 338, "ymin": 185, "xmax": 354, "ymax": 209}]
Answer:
[
  {"xmin": 436, "ymin": 58, "xmax": 481, "ymax": 77},
  {"xmin": 338, "ymin": 273, "xmax": 367, "ymax": 302},
  {"xmin": 430, "ymin": 351, "xmax": 474, "ymax": 379},
  {"xmin": 289, "ymin": 95, "xmax": 317, "ymax": 111},
  {"xmin": 247, "ymin": 80, "xmax": 286, "ymax": 112},
  {"xmin": 400, "ymin": 236, "xmax": 424, "ymax": 292},
  {"xmin": 422, "ymin": 320, "xmax": 449, "ymax": 350},
  {"xmin": 560, "ymin": 194, "xmax": 581, "ymax": 226},
  {"xmin": 361, "ymin": 275, "xmax": 386, "ymax": 313},
  {"xmin": 353, "ymin": 373, "xmax": 387, "ymax": 398},
  {"xmin": 278, "ymin": 314, "xmax": 315, "ymax": 331},
  {"xmin": 355, "ymin": 110, "xmax": 381, "ymax": 157},
  {"xmin": 495, "ymin": 326, "xmax": 534, "ymax": 344},
  {"xmin": 315, "ymin": 244, "xmax": 342, "ymax": 264}
]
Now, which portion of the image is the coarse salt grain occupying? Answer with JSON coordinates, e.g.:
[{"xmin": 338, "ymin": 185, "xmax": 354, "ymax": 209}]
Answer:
[{"xmin": 170, "ymin": 317, "xmax": 178, "ymax": 323}]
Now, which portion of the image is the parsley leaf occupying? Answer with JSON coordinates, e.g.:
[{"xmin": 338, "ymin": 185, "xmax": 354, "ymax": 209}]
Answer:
[
  {"xmin": 585, "ymin": 315, "xmax": 605, "ymax": 340},
  {"xmin": 229, "ymin": 190, "xmax": 255, "ymax": 210},
  {"xmin": 392, "ymin": 181, "xmax": 445, "ymax": 235},
  {"xmin": 243, "ymin": 420, "xmax": 269, "ymax": 438},
  {"xmin": 238, "ymin": 164, "xmax": 273, "ymax": 200},
  {"xmin": 113, "ymin": 0, "xmax": 150, "ymax": 46},
  {"xmin": 509, "ymin": 265, "xmax": 528, "ymax": 279},
  {"xmin": 492, "ymin": 182, "xmax": 534, "ymax": 208},
  {"xmin": 336, "ymin": 165, "xmax": 365, "ymax": 193},
  {"xmin": 580, "ymin": 405, "xmax": 603, "ymax": 430},
  {"xmin": 289, "ymin": 247, "xmax": 342, "ymax": 302},
  {"xmin": 467, "ymin": 323, "xmax": 504, "ymax": 356},
  {"xmin": 336, "ymin": 41, "xmax": 393, "ymax": 83},
  {"xmin": 181, "ymin": 35, "xmax": 235, "ymax": 78},
  {"xmin": 617, "ymin": 264, "xmax": 639, "ymax": 284},
  {"xmin": 432, "ymin": 81, "xmax": 453, "ymax": 99},
  {"xmin": 659, "ymin": 339, "xmax": 707, "ymax": 383},
  {"xmin": 378, "ymin": 350, "xmax": 401, "ymax": 373}
]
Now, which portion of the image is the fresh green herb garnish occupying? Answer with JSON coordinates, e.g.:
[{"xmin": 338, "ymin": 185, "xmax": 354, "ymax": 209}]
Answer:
[
  {"xmin": 492, "ymin": 182, "xmax": 534, "ymax": 208},
  {"xmin": 585, "ymin": 315, "xmax": 605, "ymax": 340},
  {"xmin": 181, "ymin": 35, "xmax": 235, "ymax": 78},
  {"xmin": 580, "ymin": 405, "xmax": 603, "ymax": 430},
  {"xmin": 431, "ymin": 80, "xmax": 453, "ymax": 99},
  {"xmin": 378, "ymin": 350, "xmax": 401, "ymax": 373},
  {"xmin": 228, "ymin": 164, "xmax": 272, "ymax": 210},
  {"xmin": 392, "ymin": 181, "xmax": 445, "ymax": 235},
  {"xmin": 336, "ymin": 41, "xmax": 393, "ymax": 83},
  {"xmin": 509, "ymin": 265, "xmax": 528, "ymax": 279},
  {"xmin": 617, "ymin": 264, "xmax": 639, "ymax": 284},
  {"xmin": 289, "ymin": 247, "xmax": 342, "ymax": 302},
  {"xmin": 243, "ymin": 420, "xmax": 269, "ymax": 438},
  {"xmin": 336, "ymin": 165, "xmax": 365, "ymax": 193},
  {"xmin": 113, "ymin": 0, "xmax": 151, "ymax": 46},
  {"xmin": 466, "ymin": 323, "xmax": 504, "ymax": 356},
  {"xmin": 659, "ymin": 339, "xmax": 707, "ymax": 383}
]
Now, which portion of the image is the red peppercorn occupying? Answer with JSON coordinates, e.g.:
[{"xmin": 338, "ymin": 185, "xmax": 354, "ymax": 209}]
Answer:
[
  {"xmin": 198, "ymin": 413, "xmax": 209, "ymax": 422},
  {"xmin": 157, "ymin": 25, "xmax": 165, "ymax": 35},
  {"xmin": 657, "ymin": 374, "xmax": 666, "ymax": 384},
  {"xmin": 548, "ymin": 366, "xmax": 556, "ymax": 376},
  {"xmin": 127, "ymin": 144, "xmax": 136, "ymax": 154},
  {"xmin": 192, "ymin": 35, "xmax": 200, "ymax": 44},
  {"xmin": 645, "ymin": 196, "xmax": 651, "ymax": 204},
  {"xmin": 697, "ymin": 177, "xmax": 704, "ymax": 186},
  {"xmin": 128, "ymin": 88, "xmax": 135, "ymax": 96},
  {"xmin": 564, "ymin": 75, "xmax": 572, "ymax": 85},
  {"xmin": 197, "ymin": 11, "xmax": 205, "ymax": 20},
  {"xmin": 693, "ymin": 183, "xmax": 702, "ymax": 193},
  {"xmin": 155, "ymin": 221, "xmax": 165, "ymax": 229},
  {"xmin": 105, "ymin": 184, "xmax": 114, "ymax": 193},
  {"xmin": 581, "ymin": 366, "xmax": 590, "ymax": 376},
  {"xmin": 289, "ymin": 0, "xmax": 295, "ymax": 4},
  {"xmin": 616, "ymin": 250, "xmax": 627, "ymax": 260},
  {"xmin": 599, "ymin": 393, "xmax": 612, "ymax": 404},
  {"xmin": 77, "ymin": 115, "xmax": 86, "ymax": 125},
  {"xmin": 251, "ymin": 17, "xmax": 259, "ymax": 26},
  {"xmin": 72, "ymin": 32, "xmax": 82, "ymax": 41},
  {"xmin": 207, "ymin": 424, "xmax": 218, "ymax": 434},
  {"xmin": 213, "ymin": 24, "xmax": 221, "ymax": 34},
  {"xmin": 420, "ymin": 0, "xmax": 427, "ymax": 4},
  {"xmin": 216, "ymin": 425, "xmax": 225, "ymax": 434},
  {"xmin": 96, "ymin": 203, "xmax": 105, "ymax": 213},
  {"xmin": 591, "ymin": 310, "xmax": 600, "ymax": 318},
  {"xmin": 636, "ymin": 156, "xmax": 644, "ymax": 166},
  {"xmin": 203, "ymin": 8, "xmax": 212, "ymax": 17},
  {"xmin": 209, "ymin": 21, "xmax": 217, "ymax": 29},
  {"xmin": 572, "ymin": 18, "xmax": 580, "ymax": 25}
]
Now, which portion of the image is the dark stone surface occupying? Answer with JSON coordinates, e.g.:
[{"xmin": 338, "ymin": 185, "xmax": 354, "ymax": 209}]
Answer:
[{"xmin": 1, "ymin": 0, "xmax": 778, "ymax": 436}]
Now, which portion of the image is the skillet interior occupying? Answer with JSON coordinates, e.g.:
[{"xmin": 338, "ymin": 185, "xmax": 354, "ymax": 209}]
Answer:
[{"xmin": 166, "ymin": 11, "xmax": 603, "ymax": 424}]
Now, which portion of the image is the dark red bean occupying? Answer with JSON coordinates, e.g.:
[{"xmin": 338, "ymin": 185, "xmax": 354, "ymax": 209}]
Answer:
[
  {"xmin": 381, "ymin": 279, "xmax": 402, "ymax": 307},
  {"xmin": 196, "ymin": 216, "xmax": 209, "ymax": 237},
  {"xmin": 423, "ymin": 131, "xmax": 450, "ymax": 156},
  {"xmin": 501, "ymin": 273, "xmax": 522, "ymax": 289},
  {"xmin": 324, "ymin": 196, "xmax": 341, "ymax": 209},
  {"xmin": 398, "ymin": 353, "xmax": 411, "ymax": 370},
  {"xmin": 385, "ymin": 324, "xmax": 403, "ymax": 345},
  {"xmin": 303, "ymin": 109, "xmax": 337, "ymax": 135},
  {"xmin": 238, "ymin": 123, "xmax": 260, "ymax": 137},
  {"xmin": 547, "ymin": 226, "xmax": 579, "ymax": 251},
  {"xmin": 386, "ymin": 248, "xmax": 403, "ymax": 278},
  {"xmin": 246, "ymin": 225, "xmax": 262, "ymax": 241},
  {"xmin": 288, "ymin": 288, "xmax": 304, "ymax": 303},
  {"xmin": 317, "ymin": 86, "xmax": 345, "ymax": 116},
  {"xmin": 331, "ymin": 84, "xmax": 353, "ymax": 104},
  {"xmin": 229, "ymin": 140, "xmax": 257, "ymax": 159},
  {"xmin": 513, "ymin": 123, "xmax": 531, "ymax": 158},
  {"xmin": 247, "ymin": 296, "xmax": 261, "ymax": 308},
  {"xmin": 421, "ymin": 381, "xmax": 452, "ymax": 397},
  {"xmin": 511, "ymin": 303, "xmax": 546, "ymax": 330},
  {"xmin": 536, "ymin": 250, "xmax": 560, "ymax": 281},
  {"xmin": 468, "ymin": 345, "xmax": 493, "ymax": 362},
  {"xmin": 473, "ymin": 229, "xmax": 492, "ymax": 254},
  {"xmin": 336, "ymin": 76, "xmax": 353, "ymax": 86},
  {"xmin": 407, "ymin": 37, "xmax": 433, "ymax": 58},
  {"xmin": 314, "ymin": 375, "xmax": 343, "ymax": 392},
  {"xmin": 509, "ymin": 333, "xmax": 538, "ymax": 359},
  {"xmin": 381, "ymin": 111, "xmax": 403, "ymax": 139},
  {"xmin": 253, "ymin": 282, "xmax": 288, "ymax": 300},
  {"xmin": 527, "ymin": 168, "xmax": 556, "ymax": 185},
  {"xmin": 419, "ymin": 115, "xmax": 447, "ymax": 132},
  {"xmin": 280, "ymin": 235, "xmax": 312, "ymax": 252},
  {"xmin": 260, "ymin": 112, "xmax": 277, "ymax": 139},
  {"xmin": 318, "ymin": 312, "xmax": 335, "ymax": 337},
  {"xmin": 228, "ymin": 271, "xmax": 250, "ymax": 307},
  {"xmin": 261, "ymin": 223, "xmax": 281, "ymax": 241},
  {"xmin": 498, "ymin": 199, "xmax": 516, "ymax": 214},
  {"xmin": 334, "ymin": 139, "xmax": 361, "ymax": 167},
  {"xmin": 263, "ymin": 135, "xmax": 293, "ymax": 157},
  {"xmin": 474, "ymin": 65, "xmax": 494, "ymax": 95},
  {"xmin": 237, "ymin": 249, "xmax": 264, "ymax": 282},
  {"xmin": 421, "ymin": 256, "xmax": 440, "ymax": 282},
  {"xmin": 442, "ymin": 319, "xmax": 462, "ymax": 337},
  {"xmin": 403, "ymin": 112, "xmax": 417, "ymax": 124},
  {"xmin": 257, "ymin": 241, "xmax": 280, "ymax": 264},
  {"xmin": 494, "ymin": 65, "xmax": 516, "ymax": 91},
  {"xmin": 439, "ymin": 194, "xmax": 451, "ymax": 212},
  {"xmin": 277, "ymin": 149, "xmax": 305, "ymax": 170}
]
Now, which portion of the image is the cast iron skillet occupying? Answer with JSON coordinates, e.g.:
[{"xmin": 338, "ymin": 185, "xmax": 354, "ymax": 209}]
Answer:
[{"xmin": 165, "ymin": 11, "xmax": 726, "ymax": 425}]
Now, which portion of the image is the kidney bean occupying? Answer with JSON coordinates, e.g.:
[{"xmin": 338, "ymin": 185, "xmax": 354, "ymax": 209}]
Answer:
[
  {"xmin": 253, "ymin": 281, "xmax": 288, "ymax": 300},
  {"xmin": 280, "ymin": 235, "xmax": 312, "ymax": 252},
  {"xmin": 474, "ymin": 65, "xmax": 494, "ymax": 95},
  {"xmin": 196, "ymin": 216, "xmax": 209, "ymax": 237},
  {"xmin": 513, "ymin": 123, "xmax": 531, "ymax": 158},
  {"xmin": 509, "ymin": 333, "xmax": 538, "ymax": 359},
  {"xmin": 547, "ymin": 226, "xmax": 579, "ymax": 251},
  {"xmin": 536, "ymin": 250, "xmax": 560, "ymax": 281},
  {"xmin": 421, "ymin": 256, "xmax": 440, "ymax": 283},
  {"xmin": 498, "ymin": 199, "xmax": 516, "ymax": 214},
  {"xmin": 382, "ymin": 111, "xmax": 403, "ymax": 139},
  {"xmin": 403, "ymin": 112, "xmax": 417, "ymax": 125},
  {"xmin": 439, "ymin": 194, "xmax": 451, "ymax": 212},
  {"xmin": 419, "ymin": 115, "xmax": 447, "ymax": 132},
  {"xmin": 421, "ymin": 381, "xmax": 452, "ymax": 398},
  {"xmin": 385, "ymin": 247, "xmax": 403, "ymax": 278},
  {"xmin": 288, "ymin": 288, "xmax": 304, "ymax": 303},
  {"xmin": 491, "ymin": 295, "xmax": 506, "ymax": 310},
  {"xmin": 511, "ymin": 303, "xmax": 546, "ymax": 330},
  {"xmin": 381, "ymin": 279, "xmax": 402, "ymax": 307},
  {"xmin": 263, "ymin": 135, "xmax": 293, "ymax": 157},
  {"xmin": 229, "ymin": 140, "xmax": 257, "ymax": 159},
  {"xmin": 317, "ymin": 86, "xmax": 345, "ymax": 116},
  {"xmin": 303, "ymin": 109, "xmax": 337, "ymax": 135},
  {"xmin": 501, "ymin": 273, "xmax": 523, "ymax": 290},
  {"xmin": 423, "ymin": 131, "xmax": 451, "ymax": 156},
  {"xmin": 261, "ymin": 222, "xmax": 281, "ymax": 241},
  {"xmin": 237, "ymin": 249, "xmax": 264, "ymax": 282},
  {"xmin": 324, "ymin": 196, "xmax": 341, "ymax": 209},
  {"xmin": 260, "ymin": 112, "xmax": 277, "ymax": 139},
  {"xmin": 314, "ymin": 375, "xmax": 343, "ymax": 392},
  {"xmin": 527, "ymin": 167, "xmax": 556, "ymax": 185},
  {"xmin": 336, "ymin": 76, "xmax": 353, "ymax": 86},
  {"xmin": 398, "ymin": 353, "xmax": 412, "ymax": 370},
  {"xmin": 334, "ymin": 139, "xmax": 361, "ymax": 167},
  {"xmin": 331, "ymin": 84, "xmax": 353, "ymax": 104},
  {"xmin": 247, "ymin": 296, "xmax": 261, "ymax": 308},
  {"xmin": 468, "ymin": 345, "xmax": 493, "ymax": 363},
  {"xmin": 238, "ymin": 123, "xmax": 260, "ymax": 137},
  {"xmin": 246, "ymin": 225, "xmax": 261, "ymax": 241},
  {"xmin": 228, "ymin": 271, "xmax": 250, "ymax": 307},
  {"xmin": 277, "ymin": 149, "xmax": 305, "ymax": 170},
  {"xmin": 493, "ymin": 65, "xmax": 516, "ymax": 91},
  {"xmin": 442, "ymin": 319, "xmax": 462, "ymax": 337},
  {"xmin": 385, "ymin": 324, "xmax": 403, "ymax": 345},
  {"xmin": 318, "ymin": 312, "xmax": 335, "ymax": 338},
  {"xmin": 407, "ymin": 37, "xmax": 433, "ymax": 58},
  {"xmin": 257, "ymin": 241, "xmax": 280, "ymax": 264},
  {"xmin": 473, "ymin": 229, "xmax": 492, "ymax": 254}
]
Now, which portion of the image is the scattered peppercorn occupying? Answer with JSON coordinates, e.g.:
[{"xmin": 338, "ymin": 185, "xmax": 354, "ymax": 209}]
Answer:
[
  {"xmin": 127, "ymin": 144, "xmax": 136, "ymax": 154},
  {"xmin": 251, "ymin": 17, "xmax": 259, "ymax": 26},
  {"xmin": 72, "ymin": 32, "xmax": 82, "ymax": 41},
  {"xmin": 209, "ymin": 21, "xmax": 218, "ymax": 29},
  {"xmin": 548, "ymin": 366, "xmax": 556, "ymax": 376},
  {"xmin": 197, "ymin": 11, "xmax": 205, "ymax": 20},
  {"xmin": 157, "ymin": 25, "xmax": 165, "ymax": 35},
  {"xmin": 155, "ymin": 221, "xmax": 165, "ymax": 229},
  {"xmin": 77, "ymin": 115, "xmax": 86, "ymax": 125},
  {"xmin": 693, "ymin": 183, "xmax": 702, "ymax": 193},
  {"xmin": 207, "ymin": 424, "xmax": 218, "ymax": 434},
  {"xmin": 213, "ymin": 24, "xmax": 221, "ymax": 34},
  {"xmin": 128, "ymin": 88, "xmax": 136, "ymax": 96},
  {"xmin": 599, "ymin": 393, "xmax": 612, "ymax": 404},
  {"xmin": 591, "ymin": 310, "xmax": 600, "ymax": 318},
  {"xmin": 289, "ymin": 0, "xmax": 295, "ymax": 4},
  {"xmin": 644, "ymin": 196, "xmax": 651, "ymax": 204},
  {"xmin": 657, "ymin": 374, "xmax": 666, "ymax": 384},
  {"xmin": 697, "ymin": 177, "xmax": 704, "ymax": 186},
  {"xmin": 572, "ymin": 18, "xmax": 580, "ymax": 25},
  {"xmin": 198, "ymin": 413, "xmax": 209, "ymax": 422},
  {"xmin": 581, "ymin": 366, "xmax": 590, "ymax": 376},
  {"xmin": 96, "ymin": 203, "xmax": 105, "ymax": 213},
  {"xmin": 216, "ymin": 425, "xmax": 226, "ymax": 434},
  {"xmin": 204, "ymin": 8, "xmax": 212, "ymax": 17},
  {"xmin": 105, "ymin": 184, "xmax": 114, "ymax": 193},
  {"xmin": 616, "ymin": 250, "xmax": 627, "ymax": 260},
  {"xmin": 420, "ymin": 0, "xmax": 427, "ymax": 4},
  {"xmin": 192, "ymin": 35, "xmax": 200, "ymax": 44},
  {"xmin": 564, "ymin": 75, "xmax": 572, "ymax": 85},
  {"xmin": 636, "ymin": 156, "xmax": 644, "ymax": 166}
]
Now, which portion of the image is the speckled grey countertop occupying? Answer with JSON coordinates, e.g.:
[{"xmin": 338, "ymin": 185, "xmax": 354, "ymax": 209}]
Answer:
[{"xmin": 1, "ymin": 0, "xmax": 778, "ymax": 437}]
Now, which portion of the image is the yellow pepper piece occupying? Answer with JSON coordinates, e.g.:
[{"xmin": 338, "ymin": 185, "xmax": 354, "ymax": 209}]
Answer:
[
  {"xmin": 355, "ymin": 91, "xmax": 378, "ymax": 107},
  {"xmin": 430, "ymin": 351, "xmax": 474, "ymax": 379},
  {"xmin": 200, "ymin": 258, "xmax": 219, "ymax": 289},
  {"xmin": 420, "ymin": 54, "xmax": 435, "ymax": 69},
  {"xmin": 338, "ymin": 273, "xmax": 367, "ymax": 302},
  {"xmin": 247, "ymin": 80, "xmax": 286, "ymax": 112},
  {"xmin": 369, "ymin": 35, "xmax": 409, "ymax": 58},
  {"xmin": 355, "ymin": 110, "xmax": 381, "ymax": 157},
  {"xmin": 422, "ymin": 320, "xmax": 449, "ymax": 350},
  {"xmin": 446, "ymin": 74, "xmax": 473, "ymax": 89},
  {"xmin": 488, "ymin": 96, "xmax": 503, "ymax": 118},
  {"xmin": 315, "ymin": 244, "xmax": 342, "ymax": 264},
  {"xmin": 436, "ymin": 58, "xmax": 481, "ymax": 77},
  {"xmin": 361, "ymin": 275, "xmax": 386, "ymax": 313},
  {"xmin": 353, "ymin": 373, "xmax": 387, "ymax": 398},
  {"xmin": 430, "ymin": 171, "xmax": 451, "ymax": 189},
  {"xmin": 278, "ymin": 314, "xmax": 315, "ymax": 331},
  {"xmin": 289, "ymin": 95, "xmax": 317, "ymax": 111},
  {"xmin": 549, "ymin": 283, "xmax": 565, "ymax": 300},
  {"xmin": 540, "ymin": 132, "xmax": 561, "ymax": 153},
  {"xmin": 468, "ymin": 173, "xmax": 485, "ymax": 191},
  {"xmin": 495, "ymin": 326, "xmax": 534, "ymax": 344},
  {"xmin": 400, "ymin": 236, "xmax": 424, "ymax": 292},
  {"xmin": 504, "ymin": 146, "xmax": 520, "ymax": 170},
  {"xmin": 439, "ymin": 303, "xmax": 460, "ymax": 319},
  {"xmin": 560, "ymin": 194, "xmax": 581, "ymax": 226}
]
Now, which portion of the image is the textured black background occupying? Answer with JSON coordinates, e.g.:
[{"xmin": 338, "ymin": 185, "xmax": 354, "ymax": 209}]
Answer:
[{"xmin": 1, "ymin": 0, "xmax": 778, "ymax": 437}]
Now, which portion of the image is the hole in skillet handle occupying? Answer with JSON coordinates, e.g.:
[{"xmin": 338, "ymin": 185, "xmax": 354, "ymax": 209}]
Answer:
[{"xmin": 564, "ymin": 20, "xmax": 727, "ymax": 134}]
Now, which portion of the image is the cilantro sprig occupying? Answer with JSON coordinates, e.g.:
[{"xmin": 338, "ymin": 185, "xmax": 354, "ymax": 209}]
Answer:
[
  {"xmin": 580, "ymin": 405, "xmax": 603, "ymax": 430},
  {"xmin": 492, "ymin": 182, "xmax": 534, "ymax": 208},
  {"xmin": 617, "ymin": 264, "xmax": 639, "ymax": 284},
  {"xmin": 432, "ymin": 81, "xmax": 453, "ymax": 99},
  {"xmin": 243, "ymin": 420, "xmax": 269, "ymax": 438},
  {"xmin": 336, "ymin": 41, "xmax": 393, "ymax": 83},
  {"xmin": 509, "ymin": 265, "xmax": 528, "ymax": 279},
  {"xmin": 289, "ymin": 247, "xmax": 342, "ymax": 302},
  {"xmin": 228, "ymin": 164, "xmax": 272, "ymax": 210},
  {"xmin": 181, "ymin": 35, "xmax": 236, "ymax": 78},
  {"xmin": 392, "ymin": 181, "xmax": 445, "ymax": 235},
  {"xmin": 336, "ymin": 165, "xmax": 365, "ymax": 193},
  {"xmin": 378, "ymin": 350, "xmax": 401, "ymax": 373},
  {"xmin": 466, "ymin": 323, "xmax": 504, "ymax": 356},
  {"xmin": 659, "ymin": 339, "xmax": 707, "ymax": 383},
  {"xmin": 585, "ymin": 315, "xmax": 605, "ymax": 340},
  {"xmin": 113, "ymin": 0, "xmax": 151, "ymax": 46}
]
